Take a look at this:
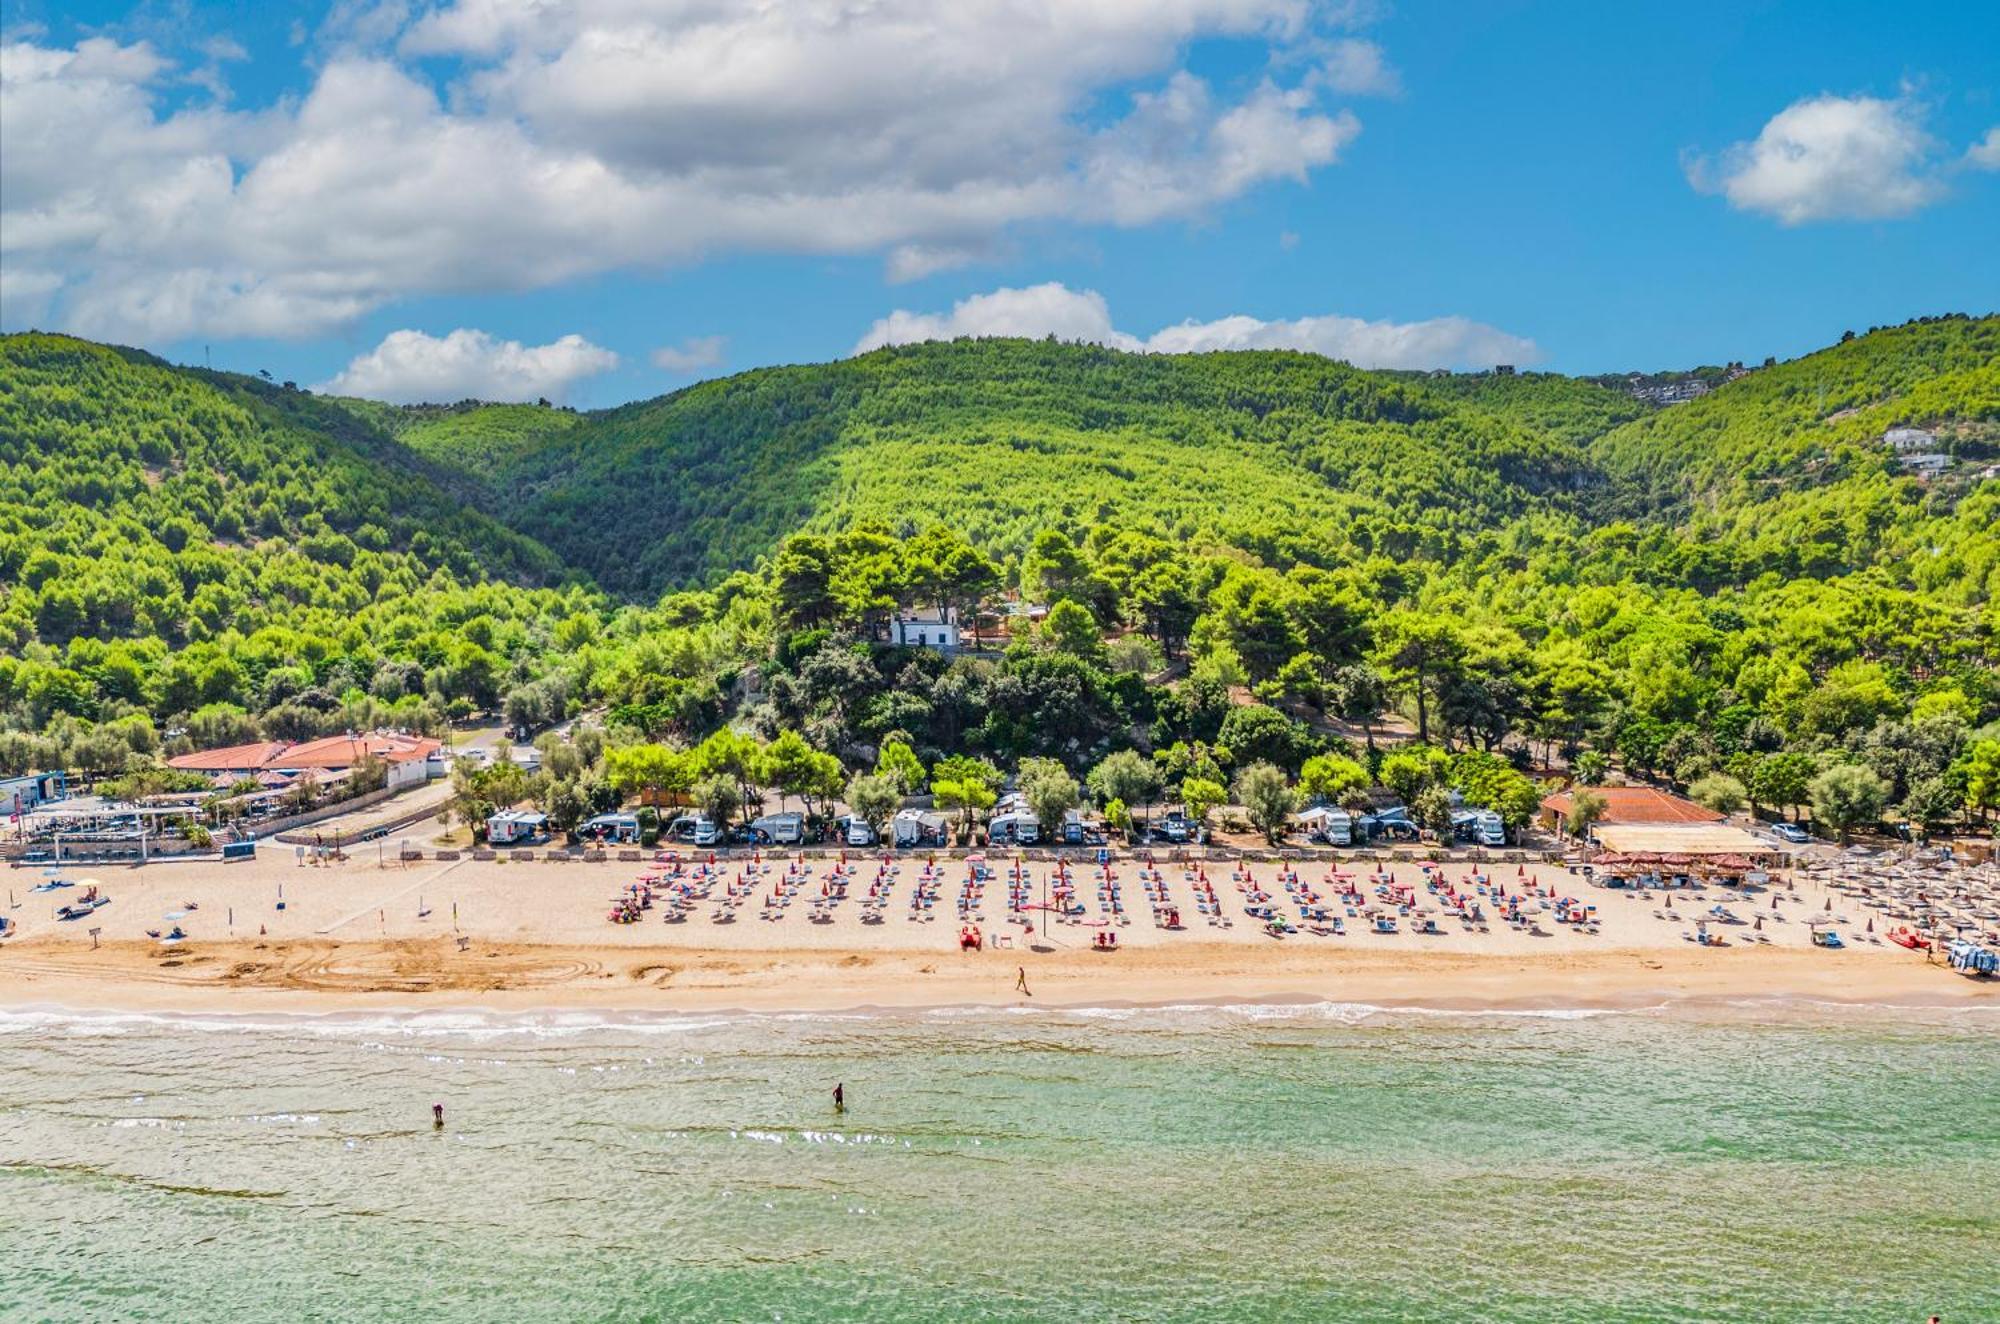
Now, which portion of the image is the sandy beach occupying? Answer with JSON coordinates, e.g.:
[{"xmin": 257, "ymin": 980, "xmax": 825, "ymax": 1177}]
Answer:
[{"xmin": 3, "ymin": 848, "xmax": 1993, "ymax": 1016}]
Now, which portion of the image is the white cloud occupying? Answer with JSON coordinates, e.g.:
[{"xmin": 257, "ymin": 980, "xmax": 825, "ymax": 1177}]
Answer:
[
  {"xmin": 4, "ymin": 3, "xmax": 1386, "ymax": 342},
  {"xmin": 1967, "ymin": 126, "xmax": 2000, "ymax": 170},
  {"xmin": 854, "ymin": 283, "xmax": 1138, "ymax": 354},
  {"xmin": 853, "ymin": 282, "xmax": 1537, "ymax": 370},
  {"xmin": 651, "ymin": 334, "xmax": 728, "ymax": 374},
  {"xmin": 1145, "ymin": 310, "xmax": 1537, "ymax": 367},
  {"xmin": 1687, "ymin": 93, "xmax": 1942, "ymax": 223},
  {"xmin": 1316, "ymin": 38, "xmax": 1399, "ymax": 96},
  {"xmin": 885, "ymin": 241, "xmax": 1004, "ymax": 284},
  {"xmin": 317, "ymin": 327, "xmax": 618, "ymax": 402}
]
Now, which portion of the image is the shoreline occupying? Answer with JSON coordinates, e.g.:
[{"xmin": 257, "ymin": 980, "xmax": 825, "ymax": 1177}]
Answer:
[{"xmin": 3, "ymin": 936, "xmax": 1994, "ymax": 1022}]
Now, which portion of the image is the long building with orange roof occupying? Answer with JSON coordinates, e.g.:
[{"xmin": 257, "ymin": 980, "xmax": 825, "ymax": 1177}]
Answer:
[{"xmin": 167, "ymin": 732, "xmax": 444, "ymax": 790}]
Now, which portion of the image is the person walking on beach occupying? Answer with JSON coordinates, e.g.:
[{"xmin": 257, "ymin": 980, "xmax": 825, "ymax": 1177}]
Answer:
[
  {"xmin": 1015, "ymin": 966, "xmax": 1031, "ymax": 996},
  {"xmin": 832, "ymin": 1083, "xmax": 845, "ymax": 1113}
]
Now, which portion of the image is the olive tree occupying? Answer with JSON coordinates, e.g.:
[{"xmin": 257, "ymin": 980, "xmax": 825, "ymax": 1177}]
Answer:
[{"xmin": 1232, "ymin": 761, "xmax": 1298, "ymax": 844}]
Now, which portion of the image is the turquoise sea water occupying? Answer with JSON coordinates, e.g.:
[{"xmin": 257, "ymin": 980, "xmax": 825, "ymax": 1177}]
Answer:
[{"xmin": 2, "ymin": 1000, "xmax": 1995, "ymax": 1322}]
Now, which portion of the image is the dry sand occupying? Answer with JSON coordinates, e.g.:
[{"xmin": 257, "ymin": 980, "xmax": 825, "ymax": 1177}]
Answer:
[{"xmin": 2, "ymin": 850, "xmax": 1992, "ymax": 1016}]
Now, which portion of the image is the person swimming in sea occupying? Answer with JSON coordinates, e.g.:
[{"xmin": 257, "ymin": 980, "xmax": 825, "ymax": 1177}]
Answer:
[
  {"xmin": 432, "ymin": 1102, "xmax": 445, "ymax": 1129},
  {"xmin": 832, "ymin": 1083, "xmax": 845, "ymax": 1113}
]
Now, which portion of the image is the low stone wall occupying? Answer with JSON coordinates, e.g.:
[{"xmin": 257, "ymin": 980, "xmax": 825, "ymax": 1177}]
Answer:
[
  {"xmin": 262, "ymin": 786, "xmax": 402, "ymax": 844},
  {"xmin": 272, "ymin": 789, "xmax": 446, "ymax": 849},
  {"xmin": 369, "ymin": 840, "xmax": 1553, "ymax": 867}
]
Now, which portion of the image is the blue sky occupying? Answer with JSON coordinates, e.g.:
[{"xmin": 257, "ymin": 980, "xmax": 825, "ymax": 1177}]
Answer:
[{"xmin": 3, "ymin": 0, "xmax": 1996, "ymax": 406}]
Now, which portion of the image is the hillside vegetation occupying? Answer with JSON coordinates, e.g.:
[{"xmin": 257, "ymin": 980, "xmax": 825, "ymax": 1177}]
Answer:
[
  {"xmin": 481, "ymin": 340, "xmax": 1600, "ymax": 592},
  {"xmin": 1592, "ymin": 315, "xmax": 2000, "ymax": 513},
  {"xmin": 1, "ymin": 318, "xmax": 1995, "ymax": 840}
]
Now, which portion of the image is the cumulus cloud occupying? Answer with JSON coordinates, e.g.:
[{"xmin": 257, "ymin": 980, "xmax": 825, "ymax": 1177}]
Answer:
[
  {"xmin": 1967, "ymin": 126, "xmax": 2000, "ymax": 170},
  {"xmin": 854, "ymin": 284, "xmax": 1137, "ymax": 354},
  {"xmin": 1316, "ymin": 38, "xmax": 1399, "ymax": 95},
  {"xmin": 1686, "ymin": 93, "xmax": 1943, "ymax": 223},
  {"xmin": 852, "ymin": 282, "xmax": 1537, "ymax": 370},
  {"xmin": 4, "ymin": 3, "xmax": 1388, "ymax": 341},
  {"xmin": 317, "ymin": 328, "xmax": 618, "ymax": 402},
  {"xmin": 651, "ymin": 335, "xmax": 728, "ymax": 374}
]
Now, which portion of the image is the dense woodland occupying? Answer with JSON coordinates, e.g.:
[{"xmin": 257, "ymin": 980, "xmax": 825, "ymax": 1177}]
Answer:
[{"xmin": 1, "ymin": 316, "xmax": 1996, "ymax": 842}]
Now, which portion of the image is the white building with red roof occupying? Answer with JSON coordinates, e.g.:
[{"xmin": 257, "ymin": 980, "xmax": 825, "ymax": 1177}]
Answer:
[{"xmin": 168, "ymin": 732, "xmax": 444, "ymax": 791}]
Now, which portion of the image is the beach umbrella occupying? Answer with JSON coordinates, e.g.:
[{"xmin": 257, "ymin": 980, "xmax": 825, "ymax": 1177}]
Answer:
[{"xmin": 1824, "ymin": 896, "xmax": 1832, "ymax": 911}]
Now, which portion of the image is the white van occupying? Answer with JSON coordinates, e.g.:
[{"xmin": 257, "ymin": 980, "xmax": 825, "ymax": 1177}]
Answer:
[{"xmin": 844, "ymin": 816, "xmax": 877, "ymax": 847}]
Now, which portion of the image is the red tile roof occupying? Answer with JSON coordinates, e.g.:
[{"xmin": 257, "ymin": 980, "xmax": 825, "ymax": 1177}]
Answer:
[
  {"xmin": 1539, "ymin": 785, "xmax": 1723, "ymax": 824},
  {"xmin": 166, "ymin": 741, "xmax": 291, "ymax": 772},
  {"xmin": 167, "ymin": 733, "xmax": 441, "ymax": 773},
  {"xmin": 279, "ymin": 734, "xmax": 439, "ymax": 768}
]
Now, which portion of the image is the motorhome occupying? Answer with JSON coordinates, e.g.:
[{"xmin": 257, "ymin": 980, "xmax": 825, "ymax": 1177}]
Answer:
[
  {"xmin": 1297, "ymin": 805, "xmax": 1354, "ymax": 846},
  {"xmin": 486, "ymin": 809, "xmax": 549, "ymax": 846},
  {"xmin": 1453, "ymin": 809, "xmax": 1506, "ymax": 847},
  {"xmin": 1473, "ymin": 810, "xmax": 1506, "ymax": 847},
  {"xmin": 577, "ymin": 812, "xmax": 640, "ymax": 844},
  {"xmin": 840, "ymin": 815, "xmax": 877, "ymax": 847},
  {"xmin": 665, "ymin": 814, "xmax": 722, "ymax": 847},
  {"xmin": 748, "ymin": 812, "xmax": 804, "ymax": 846},
  {"xmin": 987, "ymin": 810, "xmax": 1040, "ymax": 846},
  {"xmin": 892, "ymin": 809, "xmax": 949, "ymax": 849}
]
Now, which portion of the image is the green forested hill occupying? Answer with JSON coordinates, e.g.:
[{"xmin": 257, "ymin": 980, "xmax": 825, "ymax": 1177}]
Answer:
[
  {"xmin": 487, "ymin": 339, "xmax": 1602, "ymax": 592},
  {"xmin": 1389, "ymin": 370, "xmax": 1652, "ymax": 447},
  {"xmin": 0, "ymin": 334, "xmax": 592, "ymax": 740},
  {"xmin": 1590, "ymin": 315, "xmax": 2000, "ymax": 514},
  {"xmin": 364, "ymin": 401, "xmax": 586, "ymax": 471},
  {"xmin": 2, "ymin": 321, "xmax": 1995, "ymax": 835}
]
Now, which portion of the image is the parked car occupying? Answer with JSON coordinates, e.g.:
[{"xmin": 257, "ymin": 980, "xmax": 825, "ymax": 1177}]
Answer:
[{"xmin": 1770, "ymin": 822, "xmax": 1811, "ymax": 844}]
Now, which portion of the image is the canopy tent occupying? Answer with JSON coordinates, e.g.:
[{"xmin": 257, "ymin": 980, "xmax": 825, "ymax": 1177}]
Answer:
[{"xmin": 1591, "ymin": 823, "xmax": 1773, "ymax": 858}]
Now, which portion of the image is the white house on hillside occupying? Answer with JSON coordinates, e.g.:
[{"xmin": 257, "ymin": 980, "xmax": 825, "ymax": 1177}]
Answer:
[{"xmin": 888, "ymin": 606, "xmax": 961, "ymax": 651}]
